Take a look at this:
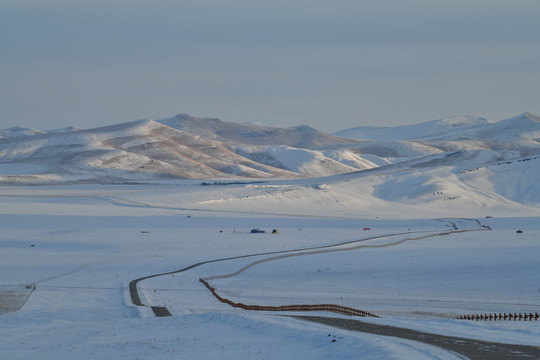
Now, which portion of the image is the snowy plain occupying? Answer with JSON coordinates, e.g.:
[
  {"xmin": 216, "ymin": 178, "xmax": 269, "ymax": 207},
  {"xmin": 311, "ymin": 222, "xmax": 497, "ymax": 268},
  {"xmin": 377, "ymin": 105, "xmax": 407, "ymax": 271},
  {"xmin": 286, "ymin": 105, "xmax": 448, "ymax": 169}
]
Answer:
[{"xmin": 1, "ymin": 182, "xmax": 539, "ymax": 359}]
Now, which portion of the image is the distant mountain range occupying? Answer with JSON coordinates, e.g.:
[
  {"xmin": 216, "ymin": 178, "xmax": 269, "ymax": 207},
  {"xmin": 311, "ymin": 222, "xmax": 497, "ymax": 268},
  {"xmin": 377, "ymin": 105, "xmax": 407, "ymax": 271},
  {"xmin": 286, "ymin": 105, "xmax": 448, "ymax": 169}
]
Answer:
[
  {"xmin": 334, "ymin": 112, "xmax": 540, "ymax": 142},
  {"xmin": 0, "ymin": 112, "xmax": 539, "ymax": 185}
]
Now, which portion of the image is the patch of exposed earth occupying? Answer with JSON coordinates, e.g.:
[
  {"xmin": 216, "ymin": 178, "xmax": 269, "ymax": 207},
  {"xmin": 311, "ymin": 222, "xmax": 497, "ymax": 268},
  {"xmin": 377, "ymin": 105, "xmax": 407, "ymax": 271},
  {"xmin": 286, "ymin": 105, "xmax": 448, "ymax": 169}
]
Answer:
[{"xmin": 0, "ymin": 287, "xmax": 33, "ymax": 314}]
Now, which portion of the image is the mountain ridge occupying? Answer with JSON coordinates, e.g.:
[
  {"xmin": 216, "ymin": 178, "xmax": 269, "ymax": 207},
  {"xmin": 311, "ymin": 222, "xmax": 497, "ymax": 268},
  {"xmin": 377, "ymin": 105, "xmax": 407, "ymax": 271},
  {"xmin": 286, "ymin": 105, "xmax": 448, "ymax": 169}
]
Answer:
[
  {"xmin": 157, "ymin": 113, "xmax": 356, "ymax": 148},
  {"xmin": 0, "ymin": 112, "xmax": 539, "ymax": 187},
  {"xmin": 334, "ymin": 112, "xmax": 540, "ymax": 143}
]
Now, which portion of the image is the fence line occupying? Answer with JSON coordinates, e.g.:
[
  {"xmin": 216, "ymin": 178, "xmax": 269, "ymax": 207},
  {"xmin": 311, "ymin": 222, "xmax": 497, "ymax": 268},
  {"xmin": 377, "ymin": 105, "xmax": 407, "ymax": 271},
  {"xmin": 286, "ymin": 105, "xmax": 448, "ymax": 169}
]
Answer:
[
  {"xmin": 200, "ymin": 227, "xmax": 501, "ymax": 320},
  {"xmin": 200, "ymin": 229, "xmax": 488, "ymax": 319},
  {"xmin": 199, "ymin": 278, "xmax": 380, "ymax": 318},
  {"xmin": 457, "ymin": 313, "xmax": 539, "ymax": 321}
]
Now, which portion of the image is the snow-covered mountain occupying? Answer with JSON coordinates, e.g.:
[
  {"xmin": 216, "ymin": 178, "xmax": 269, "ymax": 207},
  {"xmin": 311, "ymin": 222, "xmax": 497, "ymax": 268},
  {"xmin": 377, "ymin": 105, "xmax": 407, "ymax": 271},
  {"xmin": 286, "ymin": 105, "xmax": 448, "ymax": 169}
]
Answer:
[
  {"xmin": 178, "ymin": 149, "xmax": 540, "ymax": 219},
  {"xmin": 0, "ymin": 111, "xmax": 539, "ymax": 216},
  {"xmin": 334, "ymin": 115, "xmax": 490, "ymax": 141},
  {"xmin": 334, "ymin": 112, "xmax": 540, "ymax": 143},
  {"xmin": 157, "ymin": 113, "xmax": 355, "ymax": 147},
  {"xmin": 0, "ymin": 126, "xmax": 46, "ymax": 138},
  {"xmin": 0, "ymin": 119, "xmax": 303, "ymax": 183},
  {"xmin": 469, "ymin": 112, "xmax": 540, "ymax": 143}
]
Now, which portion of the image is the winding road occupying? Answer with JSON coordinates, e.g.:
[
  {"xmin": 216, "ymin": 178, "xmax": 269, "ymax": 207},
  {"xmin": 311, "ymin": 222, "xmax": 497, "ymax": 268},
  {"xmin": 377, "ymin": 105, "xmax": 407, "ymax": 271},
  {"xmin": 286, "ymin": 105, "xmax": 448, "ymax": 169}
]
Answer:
[
  {"xmin": 129, "ymin": 231, "xmax": 415, "ymax": 315},
  {"xmin": 128, "ymin": 221, "xmax": 540, "ymax": 359}
]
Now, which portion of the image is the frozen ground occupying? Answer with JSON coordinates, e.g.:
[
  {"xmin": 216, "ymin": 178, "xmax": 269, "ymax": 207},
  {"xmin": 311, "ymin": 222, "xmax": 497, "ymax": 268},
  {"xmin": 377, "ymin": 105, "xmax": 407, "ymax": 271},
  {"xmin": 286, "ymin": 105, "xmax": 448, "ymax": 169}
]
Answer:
[{"xmin": 0, "ymin": 183, "xmax": 539, "ymax": 359}]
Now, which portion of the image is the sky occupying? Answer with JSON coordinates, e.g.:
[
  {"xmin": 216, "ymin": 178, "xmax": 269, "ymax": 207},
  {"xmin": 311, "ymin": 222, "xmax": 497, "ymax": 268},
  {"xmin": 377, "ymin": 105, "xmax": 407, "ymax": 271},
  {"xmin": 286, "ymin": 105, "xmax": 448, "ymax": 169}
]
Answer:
[{"xmin": 1, "ymin": 0, "xmax": 539, "ymax": 133}]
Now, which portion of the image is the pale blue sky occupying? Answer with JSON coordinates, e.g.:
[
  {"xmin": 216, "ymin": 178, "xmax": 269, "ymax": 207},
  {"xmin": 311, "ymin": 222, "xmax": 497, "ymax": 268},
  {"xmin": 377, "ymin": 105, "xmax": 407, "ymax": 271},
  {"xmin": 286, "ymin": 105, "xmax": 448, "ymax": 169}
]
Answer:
[{"xmin": 1, "ymin": 0, "xmax": 539, "ymax": 132}]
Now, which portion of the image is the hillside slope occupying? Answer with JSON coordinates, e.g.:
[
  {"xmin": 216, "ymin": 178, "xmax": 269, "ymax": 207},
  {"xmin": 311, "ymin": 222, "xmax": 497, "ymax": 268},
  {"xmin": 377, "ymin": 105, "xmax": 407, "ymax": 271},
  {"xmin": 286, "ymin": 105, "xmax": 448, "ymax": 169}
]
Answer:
[
  {"xmin": 0, "ymin": 110, "xmax": 539, "ymax": 213},
  {"xmin": 158, "ymin": 113, "xmax": 356, "ymax": 148},
  {"xmin": 0, "ymin": 120, "xmax": 301, "ymax": 184},
  {"xmin": 335, "ymin": 112, "xmax": 540, "ymax": 144},
  {"xmin": 178, "ymin": 152, "xmax": 540, "ymax": 219},
  {"xmin": 333, "ymin": 115, "xmax": 490, "ymax": 141}
]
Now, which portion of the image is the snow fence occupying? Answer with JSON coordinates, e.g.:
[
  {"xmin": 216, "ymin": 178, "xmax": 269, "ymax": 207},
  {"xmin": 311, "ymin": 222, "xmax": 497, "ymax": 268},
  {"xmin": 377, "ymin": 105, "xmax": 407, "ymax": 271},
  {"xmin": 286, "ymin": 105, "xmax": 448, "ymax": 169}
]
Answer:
[
  {"xmin": 457, "ymin": 312, "xmax": 539, "ymax": 321},
  {"xmin": 199, "ymin": 278, "xmax": 380, "ymax": 318}
]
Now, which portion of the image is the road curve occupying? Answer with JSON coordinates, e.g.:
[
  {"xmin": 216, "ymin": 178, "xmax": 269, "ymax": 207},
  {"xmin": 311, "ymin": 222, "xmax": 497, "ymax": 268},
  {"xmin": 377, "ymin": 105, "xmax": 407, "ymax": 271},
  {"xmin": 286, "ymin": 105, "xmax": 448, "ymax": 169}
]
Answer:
[
  {"xmin": 129, "ymin": 231, "xmax": 415, "ymax": 311},
  {"xmin": 127, "ymin": 223, "xmax": 540, "ymax": 358},
  {"xmin": 129, "ymin": 227, "xmax": 487, "ymax": 314}
]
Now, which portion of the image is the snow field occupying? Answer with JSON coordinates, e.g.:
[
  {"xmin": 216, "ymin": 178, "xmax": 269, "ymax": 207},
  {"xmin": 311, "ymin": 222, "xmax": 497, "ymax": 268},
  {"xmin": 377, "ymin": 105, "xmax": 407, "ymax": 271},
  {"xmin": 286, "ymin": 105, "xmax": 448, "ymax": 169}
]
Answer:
[
  {"xmin": 1, "ymin": 184, "xmax": 539, "ymax": 359},
  {"xmin": 204, "ymin": 229, "xmax": 540, "ymax": 316}
]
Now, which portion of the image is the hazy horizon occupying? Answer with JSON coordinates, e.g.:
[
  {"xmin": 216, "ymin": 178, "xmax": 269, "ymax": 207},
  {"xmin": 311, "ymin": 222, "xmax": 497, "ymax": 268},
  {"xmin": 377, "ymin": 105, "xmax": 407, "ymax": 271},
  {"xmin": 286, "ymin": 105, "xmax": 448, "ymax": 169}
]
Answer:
[{"xmin": 1, "ymin": 0, "xmax": 539, "ymax": 133}]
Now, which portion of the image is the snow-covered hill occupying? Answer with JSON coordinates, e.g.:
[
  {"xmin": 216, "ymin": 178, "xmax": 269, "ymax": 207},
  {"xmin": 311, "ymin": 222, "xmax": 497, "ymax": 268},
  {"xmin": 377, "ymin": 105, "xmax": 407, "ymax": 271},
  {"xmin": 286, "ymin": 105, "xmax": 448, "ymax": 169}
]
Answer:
[
  {"xmin": 0, "ymin": 119, "xmax": 302, "ymax": 183},
  {"xmin": 335, "ymin": 112, "xmax": 540, "ymax": 144},
  {"xmin": 1, "ymin": 111, "xmax": 540, "ymax": 214},
  {"xmin": 158, "ymin": 113, "xmax": 355, "ymax": 148},
  {"xmin": 469, "ymin": 112, "xmax": 540, "ymax": 143},
  {"xmin": 334, "ymin": 115, "xmax": 490, "ymax": 141},
  {"xmin": 0, "ymin": 126, "xmax": 46, "ymax": 138},
  {"xmin": 170, "ymin": 151, "xmax": 540, "ymax": 218}
]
